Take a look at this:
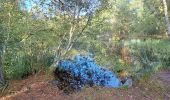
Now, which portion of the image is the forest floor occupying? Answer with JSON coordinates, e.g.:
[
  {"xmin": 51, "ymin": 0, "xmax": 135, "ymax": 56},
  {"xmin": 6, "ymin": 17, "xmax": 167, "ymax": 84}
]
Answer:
[{"xmin": 0, "ymin": 71, "xmax": 170, "ymax": 100}]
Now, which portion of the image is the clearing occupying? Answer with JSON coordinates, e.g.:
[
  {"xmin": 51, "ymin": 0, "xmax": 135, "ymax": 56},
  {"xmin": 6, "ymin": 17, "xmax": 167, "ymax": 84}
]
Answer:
[{"xmin": 0, "ymin": 71, "xmax": 170, "ymax": 100}]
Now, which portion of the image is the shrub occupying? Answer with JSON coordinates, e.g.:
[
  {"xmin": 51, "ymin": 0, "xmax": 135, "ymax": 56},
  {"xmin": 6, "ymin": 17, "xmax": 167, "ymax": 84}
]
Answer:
[
  {"xmin": 54, "ymin": 55, "xmax": 122, "ymax": 93},
  {"xmin": 129, "ymin": 39, "xmax": 170, "ymax": 79}
]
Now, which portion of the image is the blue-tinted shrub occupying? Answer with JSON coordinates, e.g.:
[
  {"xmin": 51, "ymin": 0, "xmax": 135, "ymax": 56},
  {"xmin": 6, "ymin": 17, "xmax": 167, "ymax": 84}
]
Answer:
[{"xmin": 54, "ymin": 55, "xmax": 122, "ymax": 92}]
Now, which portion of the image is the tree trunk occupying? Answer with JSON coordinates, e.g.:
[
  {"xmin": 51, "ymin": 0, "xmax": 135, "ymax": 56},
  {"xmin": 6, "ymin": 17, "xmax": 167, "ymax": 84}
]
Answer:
[
  {"xmin": 0, "ymin": 53, "xmax": 4, "ymax": 85},
  {"xmin": 163, "ymin": 0, "xmax": 170, "ymax": 38}
]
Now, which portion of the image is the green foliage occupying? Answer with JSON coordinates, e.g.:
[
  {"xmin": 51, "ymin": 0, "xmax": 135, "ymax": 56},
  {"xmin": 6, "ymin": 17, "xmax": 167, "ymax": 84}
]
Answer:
[
  {"xmin": 4, "ymin": 43, "xmax": 55, "ymax": 79},
  {"xmin": 129, "ymin": 39, "xmax": 170, "ymax": 79},
  {"xmin": 0, "ymin": 0, "xmax": 169, "ymax": 81}
]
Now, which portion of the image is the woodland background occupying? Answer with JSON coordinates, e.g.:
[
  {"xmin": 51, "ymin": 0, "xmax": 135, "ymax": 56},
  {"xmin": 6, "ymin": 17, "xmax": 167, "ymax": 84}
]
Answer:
[{"xmin": 0, "ymin": 0, "xmax": 170, "ymax": 86}]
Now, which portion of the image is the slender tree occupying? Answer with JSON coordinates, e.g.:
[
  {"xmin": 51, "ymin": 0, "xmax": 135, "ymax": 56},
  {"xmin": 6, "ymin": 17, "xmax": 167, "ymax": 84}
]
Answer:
[
  {"xmin": 0, "ymin": 48, "xmax": 4, "ymax": 85},
  {"xmin": 163, "ymin": 0, "xmax": 170, "ymax": 38}
]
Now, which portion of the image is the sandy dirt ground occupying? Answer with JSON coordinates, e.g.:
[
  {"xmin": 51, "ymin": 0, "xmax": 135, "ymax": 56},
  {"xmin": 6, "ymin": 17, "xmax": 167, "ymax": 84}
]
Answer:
[{"xmin": 0, "ymin": 71, "xmax": 170, "ymax": 100}]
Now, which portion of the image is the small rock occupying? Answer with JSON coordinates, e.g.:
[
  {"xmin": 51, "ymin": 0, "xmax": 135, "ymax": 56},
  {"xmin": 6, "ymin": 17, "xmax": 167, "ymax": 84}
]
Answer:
[{"xmin": 123, "ymin": 78, "xmax": 133, "ymax": 87}]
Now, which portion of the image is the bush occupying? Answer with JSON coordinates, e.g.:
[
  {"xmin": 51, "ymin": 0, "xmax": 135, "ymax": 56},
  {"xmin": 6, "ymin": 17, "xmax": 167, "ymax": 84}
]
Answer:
[
  {"xmin": 129, "ymin": 39, "xmax": 170, "ymax": 78},
  {"xmin": 54, "ymin": 55, "xmax": 122, "ymax": 93},
  {"xmin": 4, "ymin": 46, "xmax": 54, "ymax": 79}
]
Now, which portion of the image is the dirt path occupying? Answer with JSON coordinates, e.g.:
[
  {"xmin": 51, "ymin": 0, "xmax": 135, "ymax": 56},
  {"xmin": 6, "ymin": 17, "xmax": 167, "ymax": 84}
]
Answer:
[
  {"xmin": 151, "ymin": 71, "xmax": 170, "ymax": 86},
  {"xmin": 150, "ymin": 71, "xmax": 170, "ymax": 99},
  {"xmin": 1, "ymin": 71, "xmax": 170, "ymax": 100}
]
